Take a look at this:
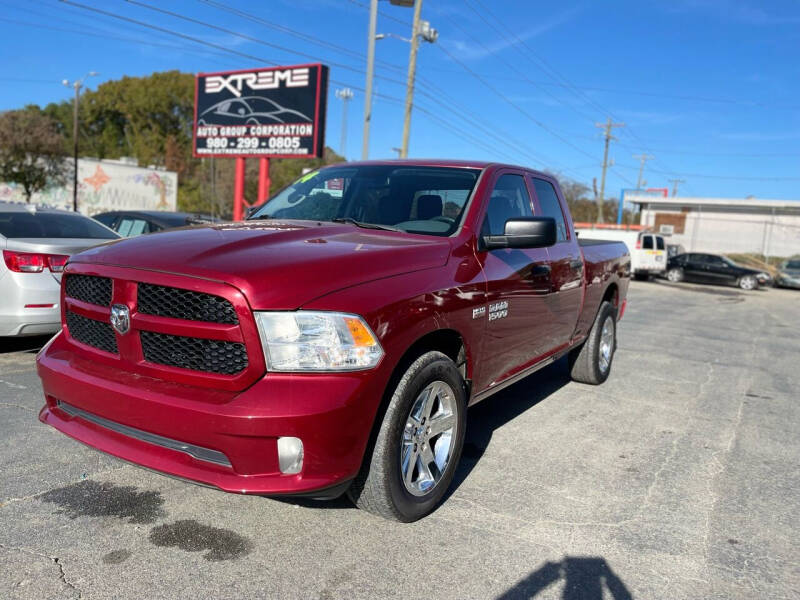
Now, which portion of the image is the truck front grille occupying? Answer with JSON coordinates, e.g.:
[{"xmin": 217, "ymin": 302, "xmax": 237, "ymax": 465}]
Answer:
[
  {"xmin": 66, "ymin": 310, "xmax": 118, "ymax": 354},
  {"xmin": 140, "ymin": 331, "xmax": 248, "ymax": 375},
  {"xmin": 137, "ymin": 284, "xmax": 238, "ymax": 324},
  {"xmin": 65, "ymin": 274, "xmax": 112, "ymax": 306}
]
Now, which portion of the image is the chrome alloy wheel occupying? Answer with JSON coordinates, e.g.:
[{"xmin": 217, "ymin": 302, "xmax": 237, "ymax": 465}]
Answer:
[
  {"xmin": 598, "ymin": 315, "xmax": 615, "ymax": 374},
  {"xmin": 400, "ymin": 381, "xmax": 458, "ymax": 497},
  {"xmin": 740, "ymin": 276, "xmax": 756, "ymax": 290},
  {"xmin": 667, "ymin": 269, "xmax": 682, "ymax": 282}
]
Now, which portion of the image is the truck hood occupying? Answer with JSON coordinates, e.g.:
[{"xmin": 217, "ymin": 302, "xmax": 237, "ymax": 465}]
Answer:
[{"xmin": 69, "ymin": 220, "xmax": 452, "ymax": 309}]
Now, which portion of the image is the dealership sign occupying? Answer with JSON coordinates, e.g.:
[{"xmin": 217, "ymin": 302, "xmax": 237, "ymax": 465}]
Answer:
[{"xmin": 193, "ymin": 64, "xmax": 328, "ymax": 158}]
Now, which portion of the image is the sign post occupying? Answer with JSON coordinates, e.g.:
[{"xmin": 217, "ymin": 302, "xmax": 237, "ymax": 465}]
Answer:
[{"xmin": 193, "ymin": 63, "xmax": 329, "ymax": 220}]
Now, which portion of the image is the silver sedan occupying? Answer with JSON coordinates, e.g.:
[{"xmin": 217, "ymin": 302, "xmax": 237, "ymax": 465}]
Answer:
[{"xmin": 0, "ymin": 203, "xmax": 119, "ymax": 337}]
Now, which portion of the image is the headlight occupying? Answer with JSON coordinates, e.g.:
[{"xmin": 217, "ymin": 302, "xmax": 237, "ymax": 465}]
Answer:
[
  {"xmin": 757, "ymin": 272, "xmax": 770, "ymax": 281},
  {"xmin": 254, "ymin": 311, "xmax": 384, "ymax": 372}
]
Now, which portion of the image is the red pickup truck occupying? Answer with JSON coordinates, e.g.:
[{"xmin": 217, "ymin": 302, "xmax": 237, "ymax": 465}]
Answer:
[{"xmin": 37, "ymin": 160, "xmax": 629, "ymax": 521}]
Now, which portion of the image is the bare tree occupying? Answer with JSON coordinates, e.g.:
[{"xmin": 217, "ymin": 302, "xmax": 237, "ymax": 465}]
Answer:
[{"xmin": 0, "ymin": 109, "xmax": 67, "ymax": 202}]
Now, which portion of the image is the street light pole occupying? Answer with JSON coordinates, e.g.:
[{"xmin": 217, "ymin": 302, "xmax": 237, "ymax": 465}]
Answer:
[
  {"xmin": 63, "ymin": 71, "xmax": 97, "ymax": 212},
  {"xmin": 361, "ymin": 0, "xmax": 378, "ymax": 159},
  {"xmin": 335, "ymin": 88, "xmax": 354, "ymax": 158}
]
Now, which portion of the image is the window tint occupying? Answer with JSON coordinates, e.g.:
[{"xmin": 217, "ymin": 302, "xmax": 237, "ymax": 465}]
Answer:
[
  {"xmin": 656, "ymin": 236, "xmax": 665, "ymax": 250},
  {"xmin": 0, "ymin": 211, "xmax": 118, "ymax": 239},
  {"xmin": 93, "ymin": 213, "xmax": 117, "ymax": 227},
  {"xmin": 482, "ymin": 174, "xmax": 533, "ymax": 236},
  {"xmin": 531, "ymin": 178, "xmax": 567, "ymax": 241},
  {"xmin": 705, "ymin": 255, "xmax": 724, "ymax": 266},
  {"xmin": 642, "ymin": 235, "xmax": 654, "ymax": 249}
]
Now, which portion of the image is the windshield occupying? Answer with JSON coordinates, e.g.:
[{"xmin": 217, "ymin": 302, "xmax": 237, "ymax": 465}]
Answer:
[
  {"xmin": 0, "ymin": 211, "xmax": 119, "ymax": 239},
  {"xmin": 249, "ymin": 165, "xmax": 482, "ymax": 237},
  {"xmin": 784, "ymin": 260, "xmax": 800, "ymax": 269}
]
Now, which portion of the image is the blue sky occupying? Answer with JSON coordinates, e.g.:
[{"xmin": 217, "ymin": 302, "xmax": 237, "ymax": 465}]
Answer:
[{"xmin": 1, "ymin": 0, "xmax": 799, "ymax": 200}]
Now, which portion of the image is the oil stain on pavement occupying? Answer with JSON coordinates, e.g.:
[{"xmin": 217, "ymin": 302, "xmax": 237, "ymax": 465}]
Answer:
[
  {"xmin": 102, "ymin": 549, "xmax": 132, "ymax": 565},
  {"xmin": 148, "ymin": 519, "xmax": 253, "ymax": 561},
  {"xmin": 39, "ymin": 480, "xmax": 166, "ymax": 524}
]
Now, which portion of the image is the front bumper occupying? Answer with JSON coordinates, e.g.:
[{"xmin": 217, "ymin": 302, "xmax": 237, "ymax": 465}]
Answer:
[
  {"xmin": 38, "ymin": 332, "xmax": 389, "ymax": 496},
  {"xmin": 776, "ymin": 276, "xmax": 800, "ymax": 289}
]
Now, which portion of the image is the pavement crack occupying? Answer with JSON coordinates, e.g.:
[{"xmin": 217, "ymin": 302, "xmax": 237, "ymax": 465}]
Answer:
[
  {"xmin": 0, "ymin": 401, "xmax": 36, "ymax": 412},
  {"xmin": 0, "ymin": 544, "xmax": 82, "ymax": 598}
]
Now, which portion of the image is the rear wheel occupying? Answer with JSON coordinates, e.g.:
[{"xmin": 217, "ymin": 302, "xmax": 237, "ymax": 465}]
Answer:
[
  {"xmin": 738, "ymin": 275, "xmax": 757, "ymax": 290},
  {"xmin": 569, "ymin": 301, "xmax": 616, "ymax": 385},
  {"xmin": 347, "ymin": 351, "xmax": 467, "ymax": 522},
  {"xmin": 666, "ymin": 268, "xmax": 684, "ymax": 283}
]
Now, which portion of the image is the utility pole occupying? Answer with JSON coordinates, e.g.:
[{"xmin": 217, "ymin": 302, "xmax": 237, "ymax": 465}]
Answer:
[
  {"xmin": 361, "ymin": 0, "xmax": 378, "ymax": 159},
  {"xmin": 633, "ymin": 153, "xmax": 654, "ymax": 189},
  {"xmin": 669, "ymin": 178, "xmax": 685, "ymax": 197},
  {"xmin": 595, "ymin": 117, "xmax": 625, "ymax": 223},
  {"xmin": 400, "ymin": 0, "xmax": 424, "ymax": 159},
  {"xmin": 62, "ymin": 71, "xmax": 97, "ymax": 212},
  {"xmin": 335, "ymin": 88, "xmax": 354, "ymax": 158},
  {"xmin": 399, "ymin": 1, "xmax": 437, "ymax": 158}
]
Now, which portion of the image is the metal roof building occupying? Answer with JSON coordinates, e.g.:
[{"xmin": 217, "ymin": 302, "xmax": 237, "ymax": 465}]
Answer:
[{"xmin": 627, "ymin": 194, "xmax": 800, "ymax": 257}]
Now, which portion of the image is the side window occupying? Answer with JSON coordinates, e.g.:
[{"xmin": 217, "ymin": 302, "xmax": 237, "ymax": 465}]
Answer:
[
  {"xmin": 642, "ymin": 235, "xmax": 654, "ymax": 250},
  {"xmin": 117, "ymin": 218, "xmax": 149, "ymax": 237},
  {"xmin": 656, "ymin": 236, "xmax": 665, "ymax": 250},
  {"xmin": 531, "ymin": 178, "xmax": 567, "ymax": 242},
  {"xmin": 481, "ymin": 174, "xmax": 533, "ymax": 236}
]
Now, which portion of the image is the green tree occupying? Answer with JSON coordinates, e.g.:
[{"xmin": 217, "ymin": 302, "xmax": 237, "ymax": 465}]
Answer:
[{"xmin": 0, "ymin": 110, "xmax": 67, "ymax": 201}]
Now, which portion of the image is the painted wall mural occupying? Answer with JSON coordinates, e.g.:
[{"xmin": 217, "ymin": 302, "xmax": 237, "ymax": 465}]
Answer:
[{"xmin": 0, "ymin": 158, "xmax": 177, "ymax": 215}]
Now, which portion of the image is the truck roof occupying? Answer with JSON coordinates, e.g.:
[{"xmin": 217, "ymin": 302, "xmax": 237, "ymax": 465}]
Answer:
[{"xmin": 326, "ymin": 158, "xmax": 555, "ymax": 178}]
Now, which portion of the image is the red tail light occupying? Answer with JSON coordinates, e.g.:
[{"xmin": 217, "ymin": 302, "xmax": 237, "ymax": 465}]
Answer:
[
  {"xmin": 47, "ymin": 254, "xmax": 69, "ymax": 272},
  {"xmin": 3, "ymin": 250, "xmax": 69, "ymax": 273},
  {"xmin": 635, "ymin": 240, "xmax": 642, "ymax": 249}
]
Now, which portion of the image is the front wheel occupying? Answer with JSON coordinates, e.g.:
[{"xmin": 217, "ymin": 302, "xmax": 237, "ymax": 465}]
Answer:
[
  {"xmin": 568, "ymin": 301, "xmax": 617, "ymax": 385},
  {"xmin": 738, "ymin": 275, "xmax": 757, "ymax": 290},
  {"xmin": 347, "ymin": 351, "xmax": 467, "ymax": 522}
]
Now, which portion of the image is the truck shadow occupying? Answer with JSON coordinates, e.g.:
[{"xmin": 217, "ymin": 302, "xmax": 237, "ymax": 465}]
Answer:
[
  {"xmin": 0, "ymin": 334, "xmax": 51, "ymax": 354},
  {"xmin": 498, "ymin": 555, "xmax": 633, "ymax": 599},
  {"xmin": 282, "ymin": 357, "xmax": 571, "ymax": 512},
  {"xmin": 448, "ymin": 357, "xmax": 572, "ymax": 498}
]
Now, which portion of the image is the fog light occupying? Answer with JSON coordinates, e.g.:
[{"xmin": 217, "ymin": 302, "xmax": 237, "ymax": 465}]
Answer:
[{"xmin": 277, "ymin": 437, "xmax": 304, "ymax": 474}]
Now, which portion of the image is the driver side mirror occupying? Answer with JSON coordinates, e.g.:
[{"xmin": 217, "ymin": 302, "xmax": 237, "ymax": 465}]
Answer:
[{"xmin": 482, "ymin": 217, "xmax": 557, "ymax": 250}]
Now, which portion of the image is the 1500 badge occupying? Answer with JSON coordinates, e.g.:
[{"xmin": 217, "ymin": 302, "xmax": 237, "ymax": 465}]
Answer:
[{"xmin": 489, "ymin": 301, "xmax": 509, "ymax": 321}]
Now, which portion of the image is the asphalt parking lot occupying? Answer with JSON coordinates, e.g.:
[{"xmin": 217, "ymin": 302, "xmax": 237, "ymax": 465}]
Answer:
[{"xmin": 1, "ymin": 280, "xmax": 798, "ymax": 599}]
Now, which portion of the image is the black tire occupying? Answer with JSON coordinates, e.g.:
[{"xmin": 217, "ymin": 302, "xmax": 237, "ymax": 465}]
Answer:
[
  {"xmin": 568, "ymin": 301, "xmax": 616, "ymax": 385},
  {"xmin": 666, "ymin": 267, "xmax": 684, "ymax": 283},
  {"xmin": 347, "ymin": 351, "xmax": 467, "ymax": 522}
]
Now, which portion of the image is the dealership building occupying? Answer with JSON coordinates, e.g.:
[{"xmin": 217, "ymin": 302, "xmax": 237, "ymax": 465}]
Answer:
[{"xmin": 627, "ymin": 194, "xmax": 800, "ymax": 257}]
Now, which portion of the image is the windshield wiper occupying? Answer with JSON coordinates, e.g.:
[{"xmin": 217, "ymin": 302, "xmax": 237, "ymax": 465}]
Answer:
[{"xmin": 330, "ymin": 217, "xmax": 401, "ymax": 232}]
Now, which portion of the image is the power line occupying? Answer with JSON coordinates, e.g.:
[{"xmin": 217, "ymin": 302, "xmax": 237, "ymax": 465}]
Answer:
[{"xmin": 54, "ymin": 0, "xmax": 548, "ymax": 170}]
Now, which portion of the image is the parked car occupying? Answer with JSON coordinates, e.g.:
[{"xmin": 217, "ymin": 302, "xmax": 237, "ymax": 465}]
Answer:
[
  {"xmin": 37, "ymin": 160, "xmax": 630, "ymax": 521},
  {"xmin": 92, "ymin": 211, "xmax": 216, "ymax": 237},
  {"xmin": 0, "ymin": 203, "xmax": 119, "ymax": 337},
  {"xmin": 574, "ymin": 228, "xmax": 666, "ymax": 279},
  {"xmin": 774, "ymin": 258, "xmax": 800, "ymax": 289},
  {"xmin": 666, "ymin": 253, "xmax": 771, "ymax": 290}
]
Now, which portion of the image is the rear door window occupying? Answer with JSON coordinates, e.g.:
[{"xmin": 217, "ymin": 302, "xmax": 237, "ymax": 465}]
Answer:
[
  {"xmin": 656, "ymin": 236, "xmax": 665, "ymax": 250},
  {"xmin": 641, "ymin": 235, "xmax": 654, "ymax": 249},
  {"xmin": 0, "ymin": 211, "xmax": 118, "ymax": 239},
  {"xmin": 531, "ymin": 178, "xmax": 568, "ymax": 242}
]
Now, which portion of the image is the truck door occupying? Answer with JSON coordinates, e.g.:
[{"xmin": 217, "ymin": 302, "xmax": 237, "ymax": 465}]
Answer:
[
  {"xmin": 473, "ymin": 170, "xmax": 554, "ymax": 389},
  {"xmin": 530, "ymin": 176, "xmax": 583, "ymax": 348}
]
